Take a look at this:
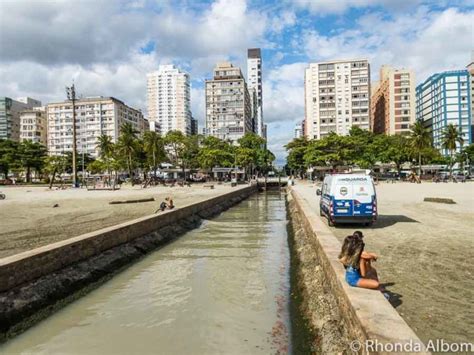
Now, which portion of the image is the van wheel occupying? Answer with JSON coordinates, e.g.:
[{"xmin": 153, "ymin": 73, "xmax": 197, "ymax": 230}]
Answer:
[
  {"xmin": 319, "ymin": 208, "xmax": 324, "ymax": 217},
  {"xmin": 328, "ymin": 218, "xmax": 334, "ymax": 227}
]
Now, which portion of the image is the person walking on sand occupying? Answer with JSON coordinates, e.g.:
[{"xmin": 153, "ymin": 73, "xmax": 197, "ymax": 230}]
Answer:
[{"xmin": 339, "ymin": 231, "xmax": 381, "ymax": 290}]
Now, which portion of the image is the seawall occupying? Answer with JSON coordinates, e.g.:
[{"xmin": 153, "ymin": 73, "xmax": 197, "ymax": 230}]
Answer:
[
  {"xmin": 287, "ymin": 187, "xmax": 428, "ymax": 354},
  {"xmin": 0, "ymin": 184, "xmax": 257, "ymax": 340}
]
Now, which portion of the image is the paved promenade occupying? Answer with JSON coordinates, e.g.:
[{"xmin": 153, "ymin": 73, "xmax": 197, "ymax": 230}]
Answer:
[{"xmin": 292, "ymin": 181, "xmax": 474, "ymax": 345}]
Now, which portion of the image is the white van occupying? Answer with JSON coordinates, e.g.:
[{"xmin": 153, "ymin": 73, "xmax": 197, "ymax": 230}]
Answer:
[{"xmin": 316, "ymin": 174, "xmax": 377, "ymax": 226}]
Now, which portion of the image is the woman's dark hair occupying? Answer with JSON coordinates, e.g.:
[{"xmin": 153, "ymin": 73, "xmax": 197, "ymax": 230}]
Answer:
[
  {"xmin": 353, "ymin": 231, "xmax": 364, "ymax": 239},
  {"xmin": 339, "ymin": 233, "xmax": 365, "ymax": 268}
]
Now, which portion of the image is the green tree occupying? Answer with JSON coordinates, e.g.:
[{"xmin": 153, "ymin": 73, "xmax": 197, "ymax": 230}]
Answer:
[
  {"xmin": 284, "ymin": 137, "xmax": 309, "ymax": 177},
  {"xmin": 237, "ymin": 133, "xmax": 266, "ymax": 177},
  {"xmin": 409, "ymin": 122, "xmax": 432, "ymax": 176},
  {"xmin": 17, "ymin": 141, "xmax": 47, "ymax": 182},
  {"xmin": 117, "ymin": 123, "xmax": 140, "ymax": 184},
  {"xmin": 304, "ymin": 132, "xmax": 352, "ymax": 169},
  {"xmin": 380, "ymin": 134, "xmax": 411, "ymax": 175},
  {"xmin": 197, "ymin": 136, "xmax": 235, "ymax": 169},
  {"xmin": 459, "ymin": 143, "xmax": 474, "ymax": 173},
  {"xmin": 164, "ymin": 130, "xmax": 187, "ymax": 177},
  {"xmin": 143, "ymin": 131, "xmax": 165, "ymax": 177},
  {"xmin": 44, "ymin": 155, "xmax": 68, "ymax": 189},
  {"xmin": 87, "ymin": 159, "xmax": 107, "ymax": 175},
  {"xmin": 96, "ymin": 134, "xmax": 115, "ymax": 176},
  {"xmin": 0, "ymin": 139, "xmax": 20, "ymax": 179},
  {"xmin": 441, "ymin": 124, "xmax": 464, "ymax": 176}
]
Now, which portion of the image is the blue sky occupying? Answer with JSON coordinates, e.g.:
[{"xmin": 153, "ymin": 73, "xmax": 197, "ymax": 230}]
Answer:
[{"xmin": 1, "ymin": 0, "xmax": 473, "ymax": 164}]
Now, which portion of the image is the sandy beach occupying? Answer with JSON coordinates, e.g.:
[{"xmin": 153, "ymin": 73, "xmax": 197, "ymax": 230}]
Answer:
[
  {"xmin": 294, "ymin": 181, "xmax": 474, "ymax": 345},
  {"xmin": 0, "ymin": 183, "xmax": 237, "ymax": 258}
]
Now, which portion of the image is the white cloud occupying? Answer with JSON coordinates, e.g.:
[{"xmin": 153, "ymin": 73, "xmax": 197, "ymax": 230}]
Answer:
[{"xmin": 302, "ymin": 7, "xmax": 474, "ymax": 82}]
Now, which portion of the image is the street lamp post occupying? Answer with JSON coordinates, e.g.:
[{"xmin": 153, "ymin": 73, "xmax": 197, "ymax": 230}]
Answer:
[{"xmin": 66, "ymin": 84, "xmax": 78, "ymax": 187}]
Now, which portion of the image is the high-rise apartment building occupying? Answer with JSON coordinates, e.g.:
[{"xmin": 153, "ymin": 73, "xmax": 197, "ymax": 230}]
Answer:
[
  {"xmin": 371, "ymin": 66, "xmax": 416, "ymax": 135},
  {"xmin": 304, "ymin": 59, "xmax": 370, "ymax": 139},
  {"xmin": 416, "ymin": 70, "xmax": 472, "ymax": 155},
  {"xmin": 205, "ymin": 62, "xmax": 253, "ymax": 142},
  {"xmin": 190, "ymin": 117, "xmax": 198, "ymax": 135},
  {"xmin": 247, "ymin": 48, "xmax": 264, "ymax": 137},
  {"xmin": 294, "ymin": 121, "xmax": 303, "ymax": 139},
  {"xmin": 20, "ymin": 107, "xmax": 47, "ymax": 145},
  {"xmin": 46, "ymin": 96, "xmax": 147, "ymax": 157},
  {"xmin": 467, "ymin": 52, "xmax": 474, "ymax": 142},
  {"xmin": 0, "ymin": 97, "xmax": 41, "ymax": 141},
  {"xmin": 147, "ymin": 65, "xmax": 192, "ymax": 136}
]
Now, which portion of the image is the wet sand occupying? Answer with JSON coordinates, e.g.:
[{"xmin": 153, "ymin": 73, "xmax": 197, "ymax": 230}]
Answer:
[
  {"xmin": 293, "ymin": 182, "xmax": 474, "ymax": 345},
  {"xmin": 0, "ymin": 184, "xmax": 239, "ymax": 258}
]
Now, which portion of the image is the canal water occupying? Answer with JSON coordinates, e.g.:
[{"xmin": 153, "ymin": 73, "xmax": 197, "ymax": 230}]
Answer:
[{"xmin": 2, "ymin": 193, "xmax": 305, "ymax": 354}]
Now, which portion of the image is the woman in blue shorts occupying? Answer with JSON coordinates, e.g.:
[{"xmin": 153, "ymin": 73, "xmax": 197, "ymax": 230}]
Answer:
[{"xmin": 339, "ymin": 231, "xmax": 380, "ymax": 289}]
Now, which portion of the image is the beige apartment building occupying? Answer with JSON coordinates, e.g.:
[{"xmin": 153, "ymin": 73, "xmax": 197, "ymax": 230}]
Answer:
[
  {"xmin": 304, "ymin": 59, "xmax": 370, "ymax": 139},
  {"xmin": 20, "ymin": 107, "xmax": 47, "ymax": 145},
  {"xmin": 371, "ymin": 66, "xmax": 416, "ymax": 135},
  {"xmin": 46, "ymin": 96, "xmax": 148, "ymax": 157},
  {"xmin": 205, "ymin": 62, "xmax": 253, "ymax": 142}
]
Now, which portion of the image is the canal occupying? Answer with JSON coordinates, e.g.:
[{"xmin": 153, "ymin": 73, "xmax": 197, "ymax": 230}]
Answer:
[{"xmin": 1, "ymin": 193, "xmax": 308, "ymax": 354}]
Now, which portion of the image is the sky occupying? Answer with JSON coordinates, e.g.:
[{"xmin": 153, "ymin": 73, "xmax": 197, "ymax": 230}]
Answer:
[{"xmin": 1, "ymin": 0, "xmax": 473, "ymax": 165}]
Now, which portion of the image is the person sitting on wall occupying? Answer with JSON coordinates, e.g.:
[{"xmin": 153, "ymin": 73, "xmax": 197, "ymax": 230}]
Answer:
[
  {"xmin": 339, "ymin": 231, "xmax": 381, "ymax": 290},
  {"xmin": 155, "ymin": 197, "xmax": 175, "ymax": 213}
]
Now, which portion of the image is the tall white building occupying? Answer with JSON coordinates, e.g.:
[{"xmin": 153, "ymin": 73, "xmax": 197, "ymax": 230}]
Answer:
[
  {"xmin": 46, "ymin": 96, "xmax": 148, "ymax": 158},
  {"xmin": 304, "ymin": 59, "xmax": 370, "ymax": 139},
  {"xmin": 147, "ymin": 65, "xmax": 192, "ymax": 136},
  {"xmin": 247, "ymin": 48, "xmax": 264, "ymax": 137},
  {"xmin": 205, "ymin": 62, "xmax": 253, "ymax": 142}
]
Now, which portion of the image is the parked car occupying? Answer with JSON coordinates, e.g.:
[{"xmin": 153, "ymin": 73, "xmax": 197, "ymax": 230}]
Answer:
[{"xmin": 317, "ymin": 174, "xmax": 378, "ymax": 227}]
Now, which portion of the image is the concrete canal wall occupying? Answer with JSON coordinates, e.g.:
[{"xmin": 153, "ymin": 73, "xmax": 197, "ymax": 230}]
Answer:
[
  {"xmin": 287, "ymin": 188, "xmax": 428, "ymax": 354},
  {"xmin": 0, "ymin": 184, "xmax": 257, "ymax": 340}
]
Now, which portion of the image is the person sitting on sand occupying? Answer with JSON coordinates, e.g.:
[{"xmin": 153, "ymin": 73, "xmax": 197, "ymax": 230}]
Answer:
[
  {"xmin": 339, "ymin": 231, "xmax": 380, "ymax": 290},
  {"xmin": 156, "ymin": 197, "xmax": 175, "ymax": 213}
]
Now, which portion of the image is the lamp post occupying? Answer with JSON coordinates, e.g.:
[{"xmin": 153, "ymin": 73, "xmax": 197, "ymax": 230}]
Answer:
[{"xmin": 66, "ymin": 84, "xmax": 78, "ymax": 187}]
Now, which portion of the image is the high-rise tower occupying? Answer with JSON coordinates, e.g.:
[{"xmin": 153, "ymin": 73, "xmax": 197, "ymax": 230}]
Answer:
[{"xmin": 247, "ymin": 48, "xmax": 264, "ymax": 138}]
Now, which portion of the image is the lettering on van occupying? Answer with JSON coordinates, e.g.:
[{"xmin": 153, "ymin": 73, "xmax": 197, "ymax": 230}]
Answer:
[
  {"xmin": 340, "ymin": 187, "xmax": 348, "ymax": 196},
  {"xmin": 338, "ymin": 177, "xmax": 369, "ymax": 182}
]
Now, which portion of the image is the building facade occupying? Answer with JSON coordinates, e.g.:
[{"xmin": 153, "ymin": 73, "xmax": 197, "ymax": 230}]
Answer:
[
  {"xmin": 371, "ymin": 66, "xmax": 416, "ymax": 135},
  {"xmin": 294, "ymin": 121, "xmax": 304, "ymax": 139},
  {"xmin": 416, "ymin": 70, "xmax": 472, "ymax": 155},
  {"xmin": 190, "ymin": 117, "xmax": 198, "ymax": 135},
  {"xmin": 20, "ymin": 107, "xmax": 47, "ymax": 145},
  {"xmin": 247, "ymin": 48, "xmax": 264, "ymax": 137},
  {"xmin": 304, "ymin": 59, "xmax": 370, "ymax": 139},
  {"xmin": 0, "ymin": 97, "xmax": 41, "ymax": 141},
  {"xmin": 205, "ymin": 62, "xmax": 253, "ymax": 142},
  {"xmin": 46, "ymin": 96, "xmax": 147, "ymax": 157},
  {"xmin": 147, "ymin": 65, "xmax": 192, "ymax": 136},
  {"xmin": 467, "ymin": 52, "xmax": 474, "ymax": 143}
]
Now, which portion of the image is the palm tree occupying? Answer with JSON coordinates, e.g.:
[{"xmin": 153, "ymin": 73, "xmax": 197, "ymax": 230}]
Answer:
[
  {"xmin": 409, "ymin": 121, "xmax": 432, "ymax": 176},
  {"xmin": 441, "ymin": 124, "xmax": 464, "ymax": 177},
  {"xmin": 117, "ymin": 123, "xmax": 139, "ymax": 185},
  {"xmin": 143, "ymin": 131, "xmax": 165, "ymax": 178},
  {"xmin": 96, "ymin": 134, "xmax": 115, "ymax": 176}
]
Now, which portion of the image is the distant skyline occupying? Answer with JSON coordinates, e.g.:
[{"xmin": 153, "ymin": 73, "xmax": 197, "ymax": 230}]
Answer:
[{"xmin": 1, "ymin": 0, "xmax": 473, "ymax": 164}]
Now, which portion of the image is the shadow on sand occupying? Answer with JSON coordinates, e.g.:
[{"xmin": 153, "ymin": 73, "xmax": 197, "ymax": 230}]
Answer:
[
  {"xmin": 335, "ymin": 215, "xmax": 419, "ymax": 229},
  {"xmin": 380, "ymin": 282, "xmax": 403, "ymax": 308}
]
